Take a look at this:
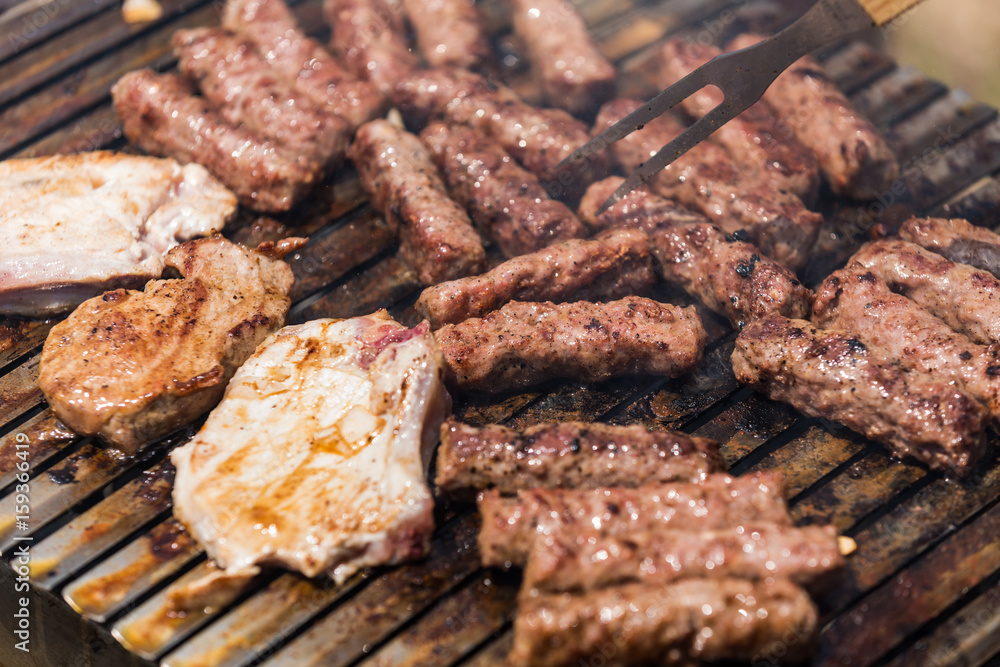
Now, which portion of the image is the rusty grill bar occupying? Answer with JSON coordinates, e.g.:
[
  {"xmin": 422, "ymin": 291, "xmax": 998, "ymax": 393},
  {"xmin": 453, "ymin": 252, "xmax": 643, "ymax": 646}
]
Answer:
[{"xmin": 2, "ymin": 0, "xmax": 1000, "ymax": 665}]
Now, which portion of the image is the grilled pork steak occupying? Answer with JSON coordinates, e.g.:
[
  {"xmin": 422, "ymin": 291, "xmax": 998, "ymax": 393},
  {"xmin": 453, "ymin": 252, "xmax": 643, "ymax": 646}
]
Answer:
[
  {"xmin": 350, "ymin": 119, "xmax": 486, "ymax": 285},
  {"xmin": 813, "ymin": 266, "xmax": 1000, "ymax": 420},
  {"xmin": 850, "ymin": 238, "xmax": 1000, "ymax": 346},
  {"xmin": 39, "ymin": 235, "xmax": 302, "ymax": 453},
  {"xmin": 509, "ymin": 577, "xmax": 819, "ymax": 667},
  {"xmin": 733, "ymin": 315, "xmax": 987, "ymax": 475},
  {"xmin": 414, "ymin": 228, "xmax": 657, "ymax": 328},
  {"xmin": 170, "ymin": 312, "xmax": 448, "ymax": 582},
  {"xmin": 0, "ymin": 152, "xmax": 235, "ymax": 317},
  {"xmin": 420, "ymin": 121, "xmax": 588, "ymax": 257},
  {"xmin": 477, "ymin": 471, "xmax": 791, "ymax": 567},
  {"xmin": 434, "ymin": 296, "xmax": 706, "ymax": 392},
  {"xmin": 729, "ymin": 32, "xmax": 899, "ymax": 201},
  {"xmin": 594, "ymin": 98, "xmax": 822, "ymax": 271},
  {"xmin": 580, "ymin": 178, "xmax": 813, "ymax": 328},
  {"xmin": 434, "ymin": 419, "xmax": 722, "ymax": 495},
  {"xmin": 899, "ymin": 216, "xmax": 1000, "ymax": 278}
]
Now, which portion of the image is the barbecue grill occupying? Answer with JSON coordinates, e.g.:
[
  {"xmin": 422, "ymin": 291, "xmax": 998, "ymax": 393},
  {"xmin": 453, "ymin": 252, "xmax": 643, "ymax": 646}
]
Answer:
[{"xmin": 2, "ymin": 0, "xmax": 1000, "ymax": 665}]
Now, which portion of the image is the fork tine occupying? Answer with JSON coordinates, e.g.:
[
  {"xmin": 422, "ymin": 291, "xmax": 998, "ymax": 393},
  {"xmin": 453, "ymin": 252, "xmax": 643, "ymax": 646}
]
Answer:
[
  {"xmin": 559, "ymin": 57, "xmax": 729, "ymax": 167},
  {"xmin": 595, "ymin": 101, "xmax": 745, "ymax": 214}
]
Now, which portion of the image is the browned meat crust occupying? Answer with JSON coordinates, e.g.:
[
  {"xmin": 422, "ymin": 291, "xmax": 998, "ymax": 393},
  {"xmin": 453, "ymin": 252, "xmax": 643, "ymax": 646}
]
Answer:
[
  {"xmin": 595, "ymin": 98, "xmax": 822, "ymax": 270},
  {"xmin": 400, "ymin": 0, "xmax": 489, "ymax": 69},
  {"xmin": 350, "ymin": 119, "xmax": 486, "ymax": 285},
  {"xmin": 579, "ymin": 178, "xmax": 813, "ymax": 328},
  {"xmin": 509, "ymin": 0, "xmax": 615, "ymax": 117},
  {"xmin": 325, "ymin": 0, "xmax": 419, "ymax": 96},
  {"xmin": 222, "ymin": 0, "xmax": 385, "ymax": 131},
  {"xmin": 509, "ymin": 577, "xmax": 818, "ymax": 667},
  {"xmin": 394, "ymin": 68, "xmax": 610, "ymax": 202},
  {"xmin": 434, "ymin": 418, "xmax": 722, "ymax": 495},
  {"xmin": 433, "ymin": 296, "xmax": 706, "ymax": 392},
  {"xmin": 733, "ymin": 315, "xmax": 987, "ymax": 475},
  {"xmin": 112, "ymin": 70, "xmax": 315, "ymax": 212},
  {"xmin": 899, "ymin": 217, "xmax": 1000, "ymax": 278},
  {"xmin": 729, "ymin": 32, "xmax": 899, "ymax": 201},
  {"xmin": 38, "ymin": 236, "xmax": 304, "ymax": 453},
  {"xmin": 414, "ymin": 228, "xmax": 657, "ymax": 328},
  {"xmin": 477, "ymin": 471, "xmax": 791, "ymax": 567},
  {"xmin": 521, "ymin": 522, "xmax": 843, "ymax": 594},
  {"xmin": 657, "ymin": 38, "xmax": 821, "ymax": 205},
  {"xmin": 814, "ymin": 266, "xmax": 1000, "ymax": 420},
  {"xmin": 420, "ymin": 121, "xmax": 588, "ymax": 257},
  {"xmin": 173, "ymin": 28, "xmax": 349, "ymax": 170},
  {"xmin": 849, "ymin": 238, "xmax": 1000, "ymax": 346}
]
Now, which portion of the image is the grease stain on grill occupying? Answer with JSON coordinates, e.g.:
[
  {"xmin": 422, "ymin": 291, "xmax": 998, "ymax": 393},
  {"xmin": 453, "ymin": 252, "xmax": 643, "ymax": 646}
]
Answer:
[{"xmin": 48, "ymin": 457, "xmax": 79, "ymax": 484}]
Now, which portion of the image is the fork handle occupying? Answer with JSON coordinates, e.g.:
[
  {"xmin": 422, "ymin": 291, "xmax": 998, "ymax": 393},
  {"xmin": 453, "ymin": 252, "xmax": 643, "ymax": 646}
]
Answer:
[{"xmin": 856, "ymin": 0, "xmax": 924, "ymax": 25}]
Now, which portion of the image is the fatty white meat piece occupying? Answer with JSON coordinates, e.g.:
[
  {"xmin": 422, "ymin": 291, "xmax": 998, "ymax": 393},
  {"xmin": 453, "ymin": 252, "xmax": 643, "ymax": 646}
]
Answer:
[
  {"xmin": 0, "ymin": 151, "xmax": 235, "ymax": 316},
  {"xmin": 170, "ymin": 311, "xmax": 449, "ymax": 582}
]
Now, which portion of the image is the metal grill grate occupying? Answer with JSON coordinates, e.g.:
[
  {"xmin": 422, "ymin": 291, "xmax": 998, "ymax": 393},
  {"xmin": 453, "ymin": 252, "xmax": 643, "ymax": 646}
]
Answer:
[{"xmin": 2, "ymin": 0, "xmax": 1000, "ymax": 665}]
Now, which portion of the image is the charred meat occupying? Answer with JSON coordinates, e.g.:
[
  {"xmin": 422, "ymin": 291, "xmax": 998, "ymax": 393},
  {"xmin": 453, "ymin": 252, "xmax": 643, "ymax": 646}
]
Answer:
[
  {"xmin": 579, "ymin": 178, "xmax": 813, "ymax": 328},
  {"xmin": 414, "ymin": 228, "xmax": 657, "ymax": 328},
  {"xmin": 813, "ymin": 266, "xmax": 1000, "ymax": 420},
  {"xmin": 434, "ymin": 296, "xmax": 706, "ymax": 392},
  {"xmin": 112, "ymin": 70, "xmax": 315, "ymax": 212},
  {"xmin": 477, "ymin": 471, "xmax": 792, "ymax": 567},
  {"xmin": 222, "ymin": 0, "xmax": 385, "ymax": 131},
  {"xmin": 849, "ymin": 238, "xmax": 1000, "ymax": 346},
  {"xmin": 401, "ymin": 0, "xmax": 489, "ymax": 70},
  {"xmin": 733, "ymin": 315, "xmax": 987, "ymax": 475},
  {"xmin": 325, "ymin": 0, "xmax": 419, "ymax": 96},
  {"xmin": 509, "ymin": 0, "xmax": 615, "ymax": 116},
  {"xmin": 394, "ymin": 68, "xmax": 609, "ymax": 201},
  {"xmin": 521, "ymin": 522, "xmax": 843, "ymax": 594},
  {"xmin": 509, "ymin": 577, "xmax": 818, "ymax": 667},
  {"xmin": 173, "ymin": 27, "xmax": 349, "ymax": 170},
  {"xmin": 898, "ymin": 216, "xmax": 1000, "ymax": 278},
  {"xmin": 435, "ymin": 418, "xmax": 722, "ymax": 495},
  {"xmin": 594, "ymin": 98, "xmax": 822, "ymax": 271},
  {"xmin": 729, "ymin": 32, "xmax": 898, "ymax": 201},
  {"xmin": 350, "ymin": 119, "xmax": 486, "ymax": 285},
  {"xmin": 657, "ymin": 38, "xmax": 821, "ymax": 204},
  {"xmin": 420, "ymin": 121, "xmax": 588, "ymax": 257}
]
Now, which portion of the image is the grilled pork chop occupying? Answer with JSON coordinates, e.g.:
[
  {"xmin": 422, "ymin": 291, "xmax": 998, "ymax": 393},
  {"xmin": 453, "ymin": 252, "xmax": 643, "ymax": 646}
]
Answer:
[
  {"xmin": 38, "ymin": 235, "xmax": 302, "ymax": 453},
  {"xmin": 0, "ymin": 152, "xmax": 235, "ymax": 316},
  {"xmin": 170, "ymin": 312, "xmax": 448, "ymax": 582}
]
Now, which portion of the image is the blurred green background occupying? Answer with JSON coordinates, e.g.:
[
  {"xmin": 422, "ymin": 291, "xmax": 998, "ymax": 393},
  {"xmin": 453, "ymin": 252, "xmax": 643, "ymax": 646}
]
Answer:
[{"xmin": 887, "ymin": 0, "xmax": 1000, "ymax": 108}]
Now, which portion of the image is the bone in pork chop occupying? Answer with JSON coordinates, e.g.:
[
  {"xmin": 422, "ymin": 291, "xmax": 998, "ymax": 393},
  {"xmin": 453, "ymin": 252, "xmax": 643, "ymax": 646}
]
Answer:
[
  {"xmin": 38, "ymin": 235, "xmax": 302, "ymax": 453},
  {"xmin": 0, "ymin": 152, "xmax": 235, "ymax": 316},
  {"xmin": 170, "ymin": 312, "xmax": 448, "ymax": 582}
]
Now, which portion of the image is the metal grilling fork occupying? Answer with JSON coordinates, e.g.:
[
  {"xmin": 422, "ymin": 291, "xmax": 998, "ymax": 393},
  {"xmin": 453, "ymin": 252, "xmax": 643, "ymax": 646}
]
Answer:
[{"xmin": 562, "ymin": 0, "xmax": 924, "ymax": 213}]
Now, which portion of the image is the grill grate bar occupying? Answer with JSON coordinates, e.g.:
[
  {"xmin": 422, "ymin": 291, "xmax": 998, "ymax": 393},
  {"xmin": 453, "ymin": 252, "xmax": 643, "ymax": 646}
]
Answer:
[
  {"xmin": 63, "ymin": 516, "xmax": 201, "ymax": 623},
  {"xmin": 0, "ymin": 408, "xmax": 76, "ymax": 492},
  {"xmin": 246, "ymin": 515, "xmax": 482, "ymax": 667},
  {"xmin": 790, "ymin": 451, "xmax": 929, "ymax": 532},
  {"xmin": 819, "ymin": 499, "xmax": 1000, "ymax": 667},
  {"xmin": 29, "ymin": 459, "xmax": 174, "ymax": 591}
]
